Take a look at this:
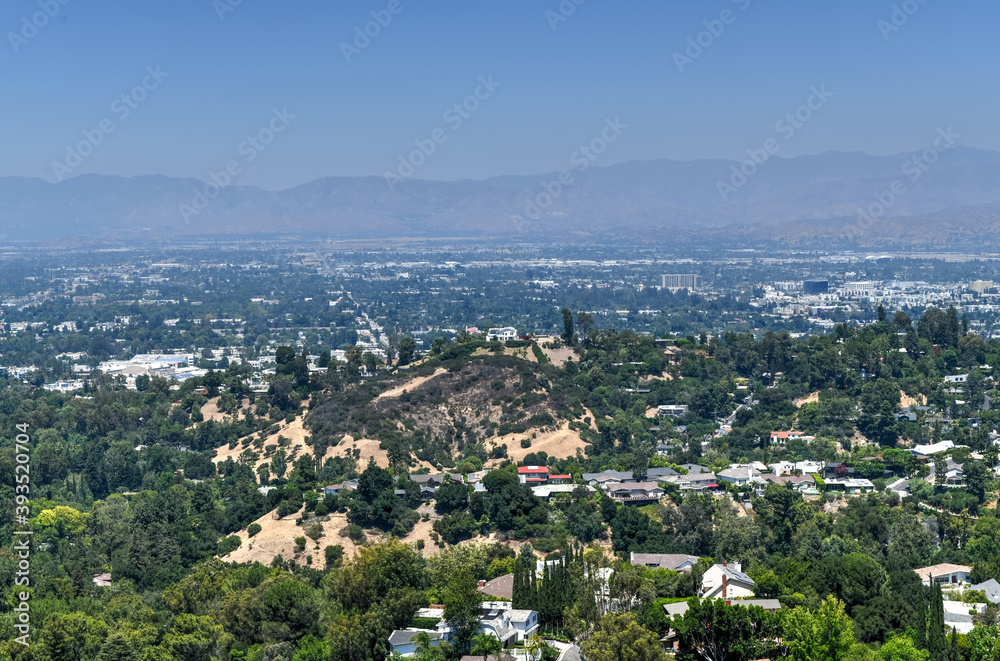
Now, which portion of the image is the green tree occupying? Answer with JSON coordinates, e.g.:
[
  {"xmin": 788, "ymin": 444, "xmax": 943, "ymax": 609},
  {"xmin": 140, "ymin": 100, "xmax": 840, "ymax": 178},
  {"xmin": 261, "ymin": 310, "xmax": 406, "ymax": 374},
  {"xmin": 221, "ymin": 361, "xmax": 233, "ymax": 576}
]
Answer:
[
  {"xmin": 271, "ymin": 448, "xmax": 288, "ymax": 480},
  {"xmin": 37, "ymin": 614, "xmax": 108, "ymax": 661},
  {"xmin": 582, "ymin": 613, "xmax": 668, "ymax": 661},
  {"xmin": 443, "ymin": 567, "xmax": 482, "ymax": 654},
  {"xmin": 966, "ymin": 625, "xmax": 1000, "ymax": 661},
  {"xmin": 783, "ymin": 596, "xmax": 856, "ymax": 661},
  {"xmin": 928, "ymin": 584, "xmax": 946, "ymax": 658},
  {"xmin": 260, "ymin": 578, "xmax": 320, "ymax": 641},
  {"xmin": 327, "ymin": 613, "xmax": 375, "ymax": 661},
  {"xmin": 526, "ymin": 633, "xmax": 546, "ymax": 661},
  {"xmin": 98, "ymin": 632, "xmax": 138, "ymax": 661},
  {"xmin": 161, "ymin": 614, "xmax": 224, "ymax": 661},
  {"xmin": 966, "ymin": 460, "xmax": 990, "ymax": 504},
  {"xmin": 397, "ymin": 336, "xmax": 417, "ymax": 366},
  {"xmin": 671, "ymin": 598, "xmax": 781, "ymax": 661},
  {"xmin": 561, "ymin": 308, "xmax": 575, "ymax": 345},
  {"xmin": 877, "ymin": 635, "xmax": 930, "ymax": 661},
  {"xmin": 859, "ymin": 378, "xmax": 901, "ymax": 446},
  {"xmin": 470, "ymin": 632, "xmax": 502, "ymax": 661}
]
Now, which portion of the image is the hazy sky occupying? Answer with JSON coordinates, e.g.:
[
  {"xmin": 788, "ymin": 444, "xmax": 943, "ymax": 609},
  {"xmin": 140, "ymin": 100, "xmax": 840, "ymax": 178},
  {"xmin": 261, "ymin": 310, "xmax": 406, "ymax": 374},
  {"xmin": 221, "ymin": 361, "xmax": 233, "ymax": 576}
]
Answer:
[{"xmin": 0, "ymin": 0, "xmax": 993, "ymax": 188}]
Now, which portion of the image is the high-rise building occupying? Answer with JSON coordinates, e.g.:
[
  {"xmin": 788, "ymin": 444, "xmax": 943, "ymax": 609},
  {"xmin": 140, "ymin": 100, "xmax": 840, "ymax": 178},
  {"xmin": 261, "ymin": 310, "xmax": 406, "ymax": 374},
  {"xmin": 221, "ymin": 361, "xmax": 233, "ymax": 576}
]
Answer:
[
  {"xmin": 803, "ymin": 280, "xmax": 829, "ymax": 295},
  {"xmin": 662, "ymin": 274, "xmax": 700, "ymax": 291},
  {"xmin": 969, "ymin": 280, "xmax": 994, "ymax": 294}
]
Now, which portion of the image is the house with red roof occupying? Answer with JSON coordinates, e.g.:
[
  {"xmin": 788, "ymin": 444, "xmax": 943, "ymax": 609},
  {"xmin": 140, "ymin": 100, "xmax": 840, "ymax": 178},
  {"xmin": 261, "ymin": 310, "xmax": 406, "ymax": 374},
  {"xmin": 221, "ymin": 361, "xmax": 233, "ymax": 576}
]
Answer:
[
  {"xmin": 518, "ymin": 466, "xmax": 549, "ymax": 484},
  {"xmin": 769, "ymin": 430, "xmax": 813, "ymax": 445}
]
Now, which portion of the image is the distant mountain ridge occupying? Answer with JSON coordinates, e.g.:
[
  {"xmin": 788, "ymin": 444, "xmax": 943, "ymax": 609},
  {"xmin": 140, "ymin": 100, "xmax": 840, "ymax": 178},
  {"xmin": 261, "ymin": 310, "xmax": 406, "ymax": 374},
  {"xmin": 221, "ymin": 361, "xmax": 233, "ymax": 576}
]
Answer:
[{"xmin": 3, "ymin": 147, "xmax": 999, "ymax": 246}]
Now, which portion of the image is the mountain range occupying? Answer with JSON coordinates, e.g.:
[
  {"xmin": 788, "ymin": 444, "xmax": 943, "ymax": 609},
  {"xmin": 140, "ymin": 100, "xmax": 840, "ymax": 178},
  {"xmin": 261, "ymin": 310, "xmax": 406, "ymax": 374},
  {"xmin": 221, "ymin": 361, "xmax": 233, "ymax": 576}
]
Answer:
[{"xmin": 4, "ymin": 146, "xmax": 1000, "ymax": 247}]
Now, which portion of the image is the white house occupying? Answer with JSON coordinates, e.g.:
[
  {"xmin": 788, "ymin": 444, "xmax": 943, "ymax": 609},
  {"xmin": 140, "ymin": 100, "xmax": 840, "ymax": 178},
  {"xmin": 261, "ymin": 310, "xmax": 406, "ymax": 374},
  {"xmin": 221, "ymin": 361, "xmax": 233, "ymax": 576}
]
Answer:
[
  {"xmin": 478, "ymin": 603, "xmax": 541, "ymax": 645},
  {"xmin": 486, "ymin": 327, "xmax": 518, "ymax": 342},
  {"xmin": 770, "ymin": 431, "xmax": 813, "ymax": 445},
  {"xmin": 794, "ymin": 461, "xmax": 825, "ymax": 475},
  {"xmin": 914, "ymin": 564, "xmax": 972, "ymax": 587},
  {"xmin": 825, "ymin": 478, "xmax": 875, "ymax": 494},
  {"xmin": 657, "ymin": 404, "xmax": 690, "ymax": 418},
  {"xmin": 945, "ymin": 374, "xmax": 969, "ymax": 384},
  {"xmin": 389, "ymin": 603, "xmax": 539, "ymax": 657},
  {"xmin": 718, "ymin": 466, "xmax": 760, "ymax": 486},
  {"xmin": 911, "ymin": 441, "xmax": 956, "ymax": 457},
  {"xmin": 770, "ymin": 461, "xmax": 794, "ymax": 476},
  {"xmin": 702, "ymin": 563, "xmax": 755, "ymax": 600}
]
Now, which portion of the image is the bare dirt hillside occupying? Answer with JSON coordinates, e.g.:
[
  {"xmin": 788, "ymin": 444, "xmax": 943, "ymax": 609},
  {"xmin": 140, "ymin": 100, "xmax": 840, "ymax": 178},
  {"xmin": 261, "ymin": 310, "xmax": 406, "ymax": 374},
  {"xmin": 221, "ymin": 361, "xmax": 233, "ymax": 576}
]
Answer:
[
  {"xmin": 198, "ymin": 396, "xmax": 251, "ymax": 422},
  {"xmin": 901, "ymin": 393, "xmax": 927, "ymax": 407},
  {"xmin": 212, "ymin": 416, "xmax": 332, "ymax": 474},
  {"xmin": 492, "ymin": 423, "xmax": 589, "ymax": 466},
  {"xmin": 534, "ymin": 337, "xmax": 577, "ymax": 367},
  {"xmin": 220, "ymin": 501, "xmax": 515, "ymax": 567},
  {"xmin": 794, "ymin": 391, "xmax": 820, "ymax": 407},
  {"xmin": 326, "ymin": 435, "xmax": 391, "ymax": 469}
]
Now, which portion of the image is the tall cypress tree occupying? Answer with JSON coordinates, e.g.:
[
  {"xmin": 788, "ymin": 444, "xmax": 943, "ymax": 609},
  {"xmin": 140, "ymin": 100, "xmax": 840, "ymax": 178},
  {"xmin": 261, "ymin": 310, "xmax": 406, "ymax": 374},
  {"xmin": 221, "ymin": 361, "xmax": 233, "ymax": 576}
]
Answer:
[
  {"xmin": 513, "ymin": 554, "xmax": 524, "ymax": 608},
  {"xmin": 928, "ymin": 584, "xmax": 946, "ymax": 658}
]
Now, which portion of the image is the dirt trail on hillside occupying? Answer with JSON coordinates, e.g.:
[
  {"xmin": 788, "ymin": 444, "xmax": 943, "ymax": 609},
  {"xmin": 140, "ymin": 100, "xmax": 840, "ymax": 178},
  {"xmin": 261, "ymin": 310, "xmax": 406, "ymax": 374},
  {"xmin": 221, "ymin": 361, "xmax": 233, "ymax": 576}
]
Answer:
[{"xmin": 377, "ymin": 368, "xmax": 448, "ymax": 400}]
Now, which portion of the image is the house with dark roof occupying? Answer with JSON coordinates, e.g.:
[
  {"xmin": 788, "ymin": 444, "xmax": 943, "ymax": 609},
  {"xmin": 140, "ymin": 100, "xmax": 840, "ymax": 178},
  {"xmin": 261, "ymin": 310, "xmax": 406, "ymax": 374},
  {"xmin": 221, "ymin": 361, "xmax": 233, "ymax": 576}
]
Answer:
[
  {"xmin": 971, "ymin": 578, "xmax": 1000, "ymax": 604},
  {"xmin": 582, "ymin": 469, "xmax": 636, "ymax": 484},
  {"xmin": 630, "ymin": 553, "xmax": 700, "ymax": 572},
  {"xmin": 387, "ymin": 629, "xmax": 444, "ymax": 656},
  {"xmin": 322, "ymin": 480, "xmax": 358, "ymax": 496},
  {"xmin": 478, "ymin": 574, "xmax": 514, "ymax": 601},
  {"xmin": 763, "ymin": 474, "xmax": 816, "ymax": 492},
  {"xmin": 411, "ymin": 473, "xmax": 464, "ymax": 487},
  {"xmin": 605, "ymin": 481, "xmax": 665, "ymax": 502},
  {"xmin": 657, "ymin": 472, "xmax": 719, "ymax": 492},
  {"xmin": 718, "ymin": 466, "xmax": 759, "ymax": 486}
]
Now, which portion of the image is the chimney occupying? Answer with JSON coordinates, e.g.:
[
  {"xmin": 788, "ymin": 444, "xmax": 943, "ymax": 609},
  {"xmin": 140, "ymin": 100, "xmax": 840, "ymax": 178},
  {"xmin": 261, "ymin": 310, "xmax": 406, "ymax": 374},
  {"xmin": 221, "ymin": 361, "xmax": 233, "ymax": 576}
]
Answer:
[
  {"xmin": 722, "ymin": 574, "xmax": 728, "ymax": 600},
  {"xmin": 478, "ymin": 580, "xmax": 486, "ymax": 589},
  {"xmin": 723, "ymin": 562, "xmax": 727, "ymax": 568}
]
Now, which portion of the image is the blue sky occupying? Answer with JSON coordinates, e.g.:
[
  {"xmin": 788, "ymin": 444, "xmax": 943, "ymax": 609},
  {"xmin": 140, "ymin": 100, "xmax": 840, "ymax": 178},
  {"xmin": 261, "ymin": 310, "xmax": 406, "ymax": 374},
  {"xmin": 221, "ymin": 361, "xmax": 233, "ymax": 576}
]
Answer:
[{"xmin": 0, "ymin": 0, "xmax": 993, "ymax": 188}]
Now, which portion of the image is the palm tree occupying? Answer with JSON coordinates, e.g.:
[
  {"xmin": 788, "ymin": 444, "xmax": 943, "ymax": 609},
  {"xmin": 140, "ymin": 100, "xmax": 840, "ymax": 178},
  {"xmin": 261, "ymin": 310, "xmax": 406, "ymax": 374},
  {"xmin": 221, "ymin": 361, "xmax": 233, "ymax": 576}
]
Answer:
[
  {"xmin": 412, "ymin": 631, "xmax": 433, "ymax": 655},
  {"xmin": 471, "ymin": 632, "xmax": 502, "ymax": 661},
  {"xmin": 526, "ymin": 633, "xmax": 545, "ymax": 661}
]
